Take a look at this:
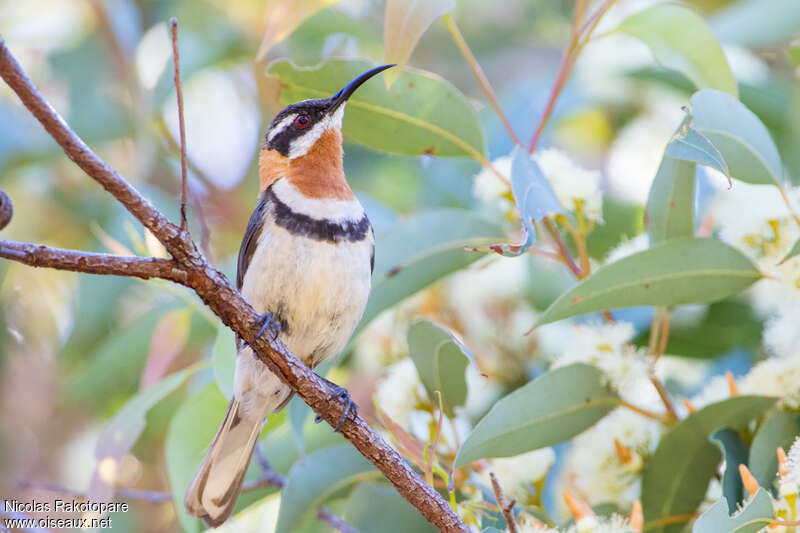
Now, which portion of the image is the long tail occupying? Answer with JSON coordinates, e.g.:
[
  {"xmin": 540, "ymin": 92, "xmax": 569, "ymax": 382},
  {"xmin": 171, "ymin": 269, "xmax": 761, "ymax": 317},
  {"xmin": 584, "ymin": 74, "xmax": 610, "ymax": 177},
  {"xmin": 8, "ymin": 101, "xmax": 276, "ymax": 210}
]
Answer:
[{"xmin": 184, "ymin": 399, "xmax": 262, "ymax": 527}]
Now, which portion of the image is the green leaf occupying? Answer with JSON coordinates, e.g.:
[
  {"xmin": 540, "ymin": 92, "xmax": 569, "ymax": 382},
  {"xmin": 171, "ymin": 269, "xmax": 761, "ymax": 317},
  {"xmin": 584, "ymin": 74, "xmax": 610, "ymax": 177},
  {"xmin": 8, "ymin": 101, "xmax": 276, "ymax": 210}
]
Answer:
[
  {"xmin": 781, "ymin": 238, "xmax": 800, "ymax": 264},
  {"xmin": 481, "ymin": 146, "xmax": 563, "ymax": 257},
  {"xmin": 642, "ymin": 395, "xmax": 777, "ymax": 533},
  {"xmin": 710, "ymin": 429, "xmax": 748, "ymax": 513},
  {"xmin": 687, "ymin": 89, "xmax": 784, "ymax": 186},
  {"xmin": 644, "ymin": 155, "xmax": 696, "ymax": 244},
  {"xmin": 749, "ymin": 409, "xmax": 800, "ymax": 489},
  {"xmin": 664, "ymin": 116, "xmax": 731, "ymax": 184},
  {"xmin": 212, "ymin": 323, "xmax": 236, "ymax": 400},
  {"xmin": 693, "ymin": 488, "xmax": 774, "ymax": 533},
  {"xmin": 257, "ymin": 0, "xmax": 345, "ymax": 59},
  {"xmin": 343, "ymin": 482, "xmax": 438, "ymax": 533},
  {"xmin": 407, "ymin": 320, "xmax": 469, "ymax": 417},
  {"xmin": 64, "ymin": 306, "xmax": 174, "ymax": 405},
  {"xmin": 383, "ymin": 0, "xmax": 454, "ymax": 87},
  {"xmin": 454, "ymin": 363, "xmax": 620, "ymax": 467},
  {"xmin": 635, "ymin": 299, "xmax": 764, "ymax": 359},
  {"xmin": 89, "ymin": 364, "xmax": 205, "ymax": 502},
  {"xmin": 357, "ymin": 209, "xmax": 505, "ymax": 333},
  {"xmin": 166, "ymin": 383, "xmax": 230, "ymax": 533},
  {"xmin": 276, "ymin": 444, "xmax": 379, "ymax": 533},
  {"xmin": 536, "ymin": 237, "xmax": 761, "ymax": 327},
  {"xmin": 267, "ymin": 59, "xmax": 484, "ymax": 157},
  {"xmin": 616, "ymin": 3, "xmax": 737, "ymax": 96},
  {"xmin": 711, "ymin": 0, "xmax": 800, "ymax": 47}
]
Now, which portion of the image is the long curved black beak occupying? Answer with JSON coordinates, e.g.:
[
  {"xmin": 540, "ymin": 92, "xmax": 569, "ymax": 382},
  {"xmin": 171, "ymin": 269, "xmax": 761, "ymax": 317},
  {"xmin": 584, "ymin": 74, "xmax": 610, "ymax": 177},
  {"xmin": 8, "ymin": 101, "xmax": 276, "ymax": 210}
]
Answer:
[{"xmin": 329, "ymin": 64, "xmax": 395, "ymax": 110}]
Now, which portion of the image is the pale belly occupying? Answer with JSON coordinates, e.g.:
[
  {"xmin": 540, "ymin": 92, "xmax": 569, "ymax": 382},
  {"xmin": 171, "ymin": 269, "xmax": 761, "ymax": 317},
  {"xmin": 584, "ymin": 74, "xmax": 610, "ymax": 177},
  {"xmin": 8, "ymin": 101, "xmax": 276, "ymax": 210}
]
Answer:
[{"xmin": 234, "ymin": 215, "xmax": 372, "ymax": 417}]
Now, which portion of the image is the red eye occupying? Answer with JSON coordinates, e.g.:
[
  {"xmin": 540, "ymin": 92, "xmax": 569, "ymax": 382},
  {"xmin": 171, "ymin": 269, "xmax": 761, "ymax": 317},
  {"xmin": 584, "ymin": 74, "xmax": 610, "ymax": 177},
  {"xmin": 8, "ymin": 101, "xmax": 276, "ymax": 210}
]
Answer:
[{"xmin": 295, "ymin": 114, "xmax": 310, "ymax": 128}]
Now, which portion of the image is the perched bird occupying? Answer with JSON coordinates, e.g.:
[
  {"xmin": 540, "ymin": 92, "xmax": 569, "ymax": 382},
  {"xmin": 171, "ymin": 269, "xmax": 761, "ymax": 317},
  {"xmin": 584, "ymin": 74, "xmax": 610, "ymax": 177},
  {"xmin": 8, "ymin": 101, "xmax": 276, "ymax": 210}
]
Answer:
[{"xmin": 185, "ymin": 64, "xmax": 393, "ymax": 527}]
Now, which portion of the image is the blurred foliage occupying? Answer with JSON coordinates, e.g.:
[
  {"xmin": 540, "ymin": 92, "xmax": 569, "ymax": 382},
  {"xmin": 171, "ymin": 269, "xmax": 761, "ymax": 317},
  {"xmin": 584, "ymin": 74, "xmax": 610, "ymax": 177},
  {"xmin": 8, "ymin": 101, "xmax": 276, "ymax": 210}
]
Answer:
[{"xmin": 1, "ymin": 0, "xmax": 800, "ymax": 532}]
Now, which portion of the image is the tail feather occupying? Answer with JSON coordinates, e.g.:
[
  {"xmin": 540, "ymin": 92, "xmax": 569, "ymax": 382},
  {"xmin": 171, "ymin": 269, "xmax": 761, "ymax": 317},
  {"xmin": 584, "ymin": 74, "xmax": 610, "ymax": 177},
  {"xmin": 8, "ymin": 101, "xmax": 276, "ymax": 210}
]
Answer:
[{"xmin": 185, "ymin": 399, "xmax": 262, "ymax": 527}]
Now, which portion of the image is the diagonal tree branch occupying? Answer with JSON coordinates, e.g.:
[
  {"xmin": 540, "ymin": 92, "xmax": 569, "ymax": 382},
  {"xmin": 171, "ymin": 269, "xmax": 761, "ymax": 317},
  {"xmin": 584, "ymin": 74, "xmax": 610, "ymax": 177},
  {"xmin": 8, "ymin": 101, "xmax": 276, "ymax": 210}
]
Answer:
[{"xmin": 0, "ymin": 35, "xmax": 468, "ymax": 533}]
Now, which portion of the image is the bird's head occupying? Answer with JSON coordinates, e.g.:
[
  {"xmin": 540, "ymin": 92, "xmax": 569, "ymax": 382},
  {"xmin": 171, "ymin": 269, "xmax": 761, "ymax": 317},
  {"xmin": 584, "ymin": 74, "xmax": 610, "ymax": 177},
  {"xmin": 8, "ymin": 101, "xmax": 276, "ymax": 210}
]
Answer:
[{"xmin": 259, "ymin": 65, "xmax": 393, "ymax": 194}]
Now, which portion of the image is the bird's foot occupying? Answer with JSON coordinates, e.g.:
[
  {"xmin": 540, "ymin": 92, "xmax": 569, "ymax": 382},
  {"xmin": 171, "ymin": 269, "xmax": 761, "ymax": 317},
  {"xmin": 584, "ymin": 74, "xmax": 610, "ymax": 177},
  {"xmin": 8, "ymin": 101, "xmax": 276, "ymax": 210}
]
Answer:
[
  {"xmin": 314, "ymin": 378, "xmax": 357, "ymax": 432},
  {"xmin": 244, "ymin": 312, "xmax": 282, "ymax": 356},
  {"xmin": 255, "ymin": 311, "xmax": 281, "ymax": 340}
]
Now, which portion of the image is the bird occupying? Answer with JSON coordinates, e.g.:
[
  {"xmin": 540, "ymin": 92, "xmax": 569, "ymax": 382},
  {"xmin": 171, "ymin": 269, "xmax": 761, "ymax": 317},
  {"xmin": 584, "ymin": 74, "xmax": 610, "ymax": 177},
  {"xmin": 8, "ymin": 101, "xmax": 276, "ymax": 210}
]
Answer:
[{"xmin": 184, "ymin": 64, "xmax": 393, "ymax": 527}]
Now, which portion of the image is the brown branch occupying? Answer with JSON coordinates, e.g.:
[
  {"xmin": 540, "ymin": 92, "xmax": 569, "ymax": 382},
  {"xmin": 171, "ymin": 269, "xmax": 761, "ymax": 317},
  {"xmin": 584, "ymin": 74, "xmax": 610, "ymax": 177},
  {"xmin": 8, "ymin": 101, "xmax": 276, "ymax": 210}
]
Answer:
[
  {"xmin": 444, "ymin": 15, "xmax": 521, "ymax": 146},
  {"xmin": 317, "ymin": 507, "xmax": 360, "ymax": 533},
  {"xmin": 0, "ymin": 240, "xmax": 188, "ymax": 282},
  {"xmin": 489, "ymin": 472, "xmax": 518, "ymax": 533},
  {"xmin": 0, "ymin": 36, "xmax": 468, "ymax": 533},
  {"xmin": 170, "ymin": 18, "xmax": 189, "ymax": 232}
]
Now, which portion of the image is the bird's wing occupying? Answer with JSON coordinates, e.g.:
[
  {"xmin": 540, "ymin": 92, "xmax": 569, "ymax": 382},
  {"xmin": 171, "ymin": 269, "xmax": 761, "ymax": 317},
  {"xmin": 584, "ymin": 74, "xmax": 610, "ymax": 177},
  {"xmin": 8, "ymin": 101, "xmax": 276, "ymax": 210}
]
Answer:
[{"xmin": 236, "ymin": 191, "xmax": 271, "ymax": 290}]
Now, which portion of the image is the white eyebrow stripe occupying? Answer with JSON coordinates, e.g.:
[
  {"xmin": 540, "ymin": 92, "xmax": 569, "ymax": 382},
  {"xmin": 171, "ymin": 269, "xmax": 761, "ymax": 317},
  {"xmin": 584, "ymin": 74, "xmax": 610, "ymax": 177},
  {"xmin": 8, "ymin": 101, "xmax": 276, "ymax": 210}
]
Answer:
[{"xmin": 267, "ymin": 114, "xmax": 296, "ymax": 142}]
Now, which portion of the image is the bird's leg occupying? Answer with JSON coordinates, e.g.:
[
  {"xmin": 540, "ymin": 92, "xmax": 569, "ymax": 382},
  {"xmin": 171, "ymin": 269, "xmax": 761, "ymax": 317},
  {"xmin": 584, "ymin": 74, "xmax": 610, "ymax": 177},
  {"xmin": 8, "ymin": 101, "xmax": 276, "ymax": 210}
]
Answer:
[{"xmin": 315, "ymin": 377, "xmax": 357, "ymax": 432}]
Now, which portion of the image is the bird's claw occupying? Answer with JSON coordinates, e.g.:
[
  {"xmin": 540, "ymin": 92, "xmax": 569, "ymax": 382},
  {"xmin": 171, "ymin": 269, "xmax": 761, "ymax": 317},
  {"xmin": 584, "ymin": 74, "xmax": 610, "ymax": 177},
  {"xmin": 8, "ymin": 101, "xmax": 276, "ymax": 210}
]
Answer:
[
  {"xmin": 314, "ymin": 379, "xmax": 357, "ymax": 432},
  {"xmin": 255, "ymin": 312, "xmax": 281, "ymax": 341}
]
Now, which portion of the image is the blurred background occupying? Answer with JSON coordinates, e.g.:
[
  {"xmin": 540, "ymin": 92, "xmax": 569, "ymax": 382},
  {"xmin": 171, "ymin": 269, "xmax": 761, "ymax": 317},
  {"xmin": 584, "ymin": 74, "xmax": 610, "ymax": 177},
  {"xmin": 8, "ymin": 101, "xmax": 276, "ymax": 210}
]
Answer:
[{"xmin": 1, "ymin": 0, "xmax": 799, "ymax": 531}]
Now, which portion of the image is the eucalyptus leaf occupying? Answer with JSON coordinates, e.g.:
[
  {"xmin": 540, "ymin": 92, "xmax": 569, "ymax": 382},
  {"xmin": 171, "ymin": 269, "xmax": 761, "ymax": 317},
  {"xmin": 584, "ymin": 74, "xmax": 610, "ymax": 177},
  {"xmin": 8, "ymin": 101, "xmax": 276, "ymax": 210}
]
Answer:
[
  {"xmin": 749, "ymin": 409, "xmax": 800, "ymax": 489},
  {"xmin": 536, "ymin": 237, "xmax": 761, "ymax": 327},
  {"xmin": 89, "ymin": 364, "xmax": 205, "ymax": 503},
  {"xmin": 664, "ymin": 119, "xmax": 730, "ymax": 183},
  {"xmin": 687, "ymin": 89, "xmax": 784, "ymax": 186},
  {"xmin": 383, "ymin": 0, "xmax": 454, "ymax": 87},
  {"xmin": 407, "ymin": 319, "xmax": 469, "ymax": 417},
  {"xmin": 258, "ymin": 0, "xmax": 345, "ymax": 59},
  {"xmin": 710, "ymin": 429, "xmax": 748, "ymax": 513},
  {"xmin": 454, "ymin": 363, "xmax": 620, "ymax": 467},
  {"xmin": 616, "ymin": 3, "xmax": 737, "ymax": 96},
  {"xmin": 643, "ymin": 395, "xmax": 777, "ymax": 533},
  {"xmin": 357, "ymin": 209, "xmax": 505, "ymax": 333},
  {"xmin": 166, "ymin": 383, "xmax": 230, "ymax": 533},
  {"xmin": 343, "ymin": 482, "xmax": 438, "ymax": 533},
  {"xmin": 267, "ymin": 59, "xmax": 484, "ymax": 157},
  {"xmin": 781, "ymin": 238, "xmax": 800, "ymax": 264},
  {"xmin": 276, "ymin": 444, "xmax": 380, "ymax": 533},
  {"xmin": 711, "ymin": 0, "xmax": 800, "ymax": 47},
  {"xmin": 645, "ymin": 155, "xmax": 696, "ymax": 244},
  {"xmin": 692, "ymin": 488, "xmax": 773, "ymax": 533}
]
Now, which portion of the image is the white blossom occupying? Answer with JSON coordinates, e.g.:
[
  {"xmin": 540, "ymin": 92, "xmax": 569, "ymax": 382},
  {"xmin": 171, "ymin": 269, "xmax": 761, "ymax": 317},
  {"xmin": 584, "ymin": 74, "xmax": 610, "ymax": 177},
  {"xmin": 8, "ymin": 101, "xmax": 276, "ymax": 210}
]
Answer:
[
  {"xmin": 480, "ymin": 448, "xmax": 556, "ymax": 502},
  {"xmin": 556, "ymin": 409, "xmax": 661, "ymax": 515},
  {"xmin": 604, "ymin": 234, "xmax": 649, "ymax": 264},
  {"xmin": 375, "ymin": 358, "xmax": 430, "ymax": 429},
  {"xmin": 473, "ymin": 155, "xmax": 513, "ymax": 214},
  {"xmin": 740, "ymin": 358, "xmax": 800, "ymax": 409},
  {"xmin": 535, "ymin": 148, "xmax": 604, "ymax": 224}
]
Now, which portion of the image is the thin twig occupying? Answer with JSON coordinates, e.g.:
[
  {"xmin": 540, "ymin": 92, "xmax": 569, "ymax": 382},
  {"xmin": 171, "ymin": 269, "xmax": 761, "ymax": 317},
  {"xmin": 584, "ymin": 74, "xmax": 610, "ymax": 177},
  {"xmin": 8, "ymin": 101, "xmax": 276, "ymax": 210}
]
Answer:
[
  {"xmin": 541, "ymin": 217, "xmax": 582, "ymax": 277},
  {"xmin": 655, "ymin": 308, "xmax": 670, "ymax": 360},
  {"xmin": 777, "ymin": 183, "xmax": 800, "ymax": 230},
  {"xmin": 489, "ymin": 472, "xmax": 518, "ymax": 533},
  {"xmin": 444, "ymin": 14, "xmax": 521, "ymax": 146},
  {"xmin": 317, "ymin": 507, "xmax": 360, "ymax": 533},
  {"xmin": 527, "ymin": 0, "xmax": 616, "ymax": 154},
  {"xmin": 254, "ymin": 444, "xmax": 287, "ymax": 488},
  {"xmin": 619, "ymin": 400, "xmax": 672, "ymax": 424},
  {"xmin": 0, "ymin": 36, "xmax": 469, "ymax": 533},
  {"xmin": 170, "ymin": 18, "xmax": 189, "ymax": 232},
  {"xmin": 649, "ymin": 376, "xmax": 678, "ymax": 423}
]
